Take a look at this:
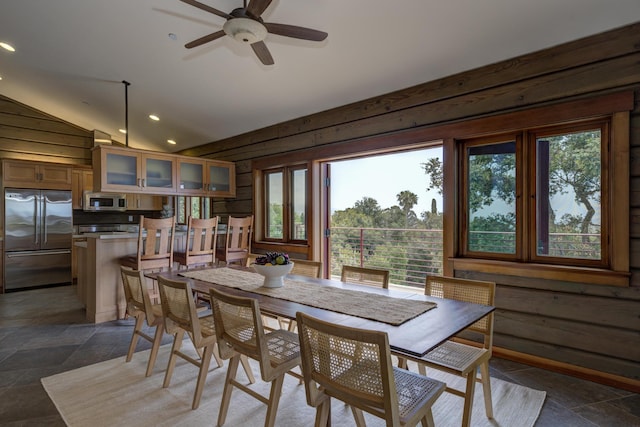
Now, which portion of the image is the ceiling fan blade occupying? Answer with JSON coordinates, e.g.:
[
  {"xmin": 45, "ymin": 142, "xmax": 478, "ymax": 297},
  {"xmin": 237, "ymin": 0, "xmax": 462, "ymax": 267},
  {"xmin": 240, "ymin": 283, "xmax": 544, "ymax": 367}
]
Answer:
[
  {"xmin": 180, "ymin": 0, "xmax": 232, "ymax": 19},
  {"xmin": 185, "ymin": 30, "xmax": 226, "ymax": 48},
  {"xmin": 246, "ymin": 0, "xmax": 273, "ymax": 18},
  {"xmin": 264, "ymin": 23, "xmax": 328, "ymax": 41},
  {"xmin": 251, "ymin": 41, "xmax": 274, "ymax": 65}
]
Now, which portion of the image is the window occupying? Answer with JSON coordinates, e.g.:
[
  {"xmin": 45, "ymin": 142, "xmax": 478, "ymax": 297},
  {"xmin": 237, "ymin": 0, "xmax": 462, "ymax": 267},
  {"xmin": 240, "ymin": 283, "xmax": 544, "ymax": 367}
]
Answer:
[
  {"xmin": 460, "ymin": 120, "xmax": 608, "ymax": 268},
  {"xmin": 176, "ymin": 196, "xmax": 211, "ymax": 224},
  {"xmin": 264, "ymin": 166, "xmax": 308, "ymax": 242}
]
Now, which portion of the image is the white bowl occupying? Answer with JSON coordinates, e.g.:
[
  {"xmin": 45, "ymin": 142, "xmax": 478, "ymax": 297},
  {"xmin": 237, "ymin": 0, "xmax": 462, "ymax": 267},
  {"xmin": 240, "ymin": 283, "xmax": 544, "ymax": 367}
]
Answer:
[{"xmin": 252, "ymin": 262, "xmax": 294, "ymax": 288}]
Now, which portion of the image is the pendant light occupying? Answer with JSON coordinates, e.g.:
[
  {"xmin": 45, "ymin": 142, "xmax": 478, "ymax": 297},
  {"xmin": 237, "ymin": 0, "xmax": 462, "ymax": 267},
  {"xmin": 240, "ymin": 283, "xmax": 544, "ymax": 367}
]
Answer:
[{"xmin": 122, "ymin": 80, "xmax": 130, "ymax": 147}]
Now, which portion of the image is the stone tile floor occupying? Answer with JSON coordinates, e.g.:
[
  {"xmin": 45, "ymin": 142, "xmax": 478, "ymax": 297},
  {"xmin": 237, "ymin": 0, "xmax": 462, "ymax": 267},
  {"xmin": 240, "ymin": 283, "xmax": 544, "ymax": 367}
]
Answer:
[{"xmin": 0, "ymin": 285, "xmax": 638, "ymax": 426}]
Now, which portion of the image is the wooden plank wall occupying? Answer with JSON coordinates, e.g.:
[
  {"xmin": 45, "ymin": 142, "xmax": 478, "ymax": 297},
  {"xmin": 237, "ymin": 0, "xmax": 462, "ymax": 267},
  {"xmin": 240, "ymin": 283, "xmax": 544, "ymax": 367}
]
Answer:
[
  {"xmin": 179, "ymin": 22, "xmax": 640, "ymax": 381},
  {"xmin": 0, "ymin": 95, "xmax": 93, "ymax": 166}
]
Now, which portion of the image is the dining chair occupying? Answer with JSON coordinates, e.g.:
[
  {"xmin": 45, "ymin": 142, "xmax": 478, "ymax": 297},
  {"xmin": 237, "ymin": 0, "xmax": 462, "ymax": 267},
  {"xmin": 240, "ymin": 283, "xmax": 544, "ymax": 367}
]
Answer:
[
  {"xmin": 120, "ymin": 216, "xmax": 176, "ymax": 273},
  {"xmin": 245, "ymin": 252, "xmax": 260, "ymax": 267},
  {"xmin": 291, "ymin": 259, "xmax": 323, "ymax": 278},
  {"xmin": 341, "ymin": 265, "xmax": 390, "ymax": 288},
  {"xmin": 296, "ymin": 311, "xmax": 446, "ymax": 427},
  {"xmin": 120, "ymin": 266, "xmax": 165, "ymax": 377},
  {"xmin": 402, "ymin": 275, "xmax": 496, "ymax": 427},
  {"xmin": 209, "ymin": 288, "xmax": 302, "ymax": 427},
  {"xmin": 173, "ymin": 216, "xmax": 220, "ymax": 269},
  {"xmin": 157, "ymin": 275, "xmax": 255, "ymax": 410},
  {"xmin": 216, "ymin": 215, "xmax": 254, "ymax": 266}
]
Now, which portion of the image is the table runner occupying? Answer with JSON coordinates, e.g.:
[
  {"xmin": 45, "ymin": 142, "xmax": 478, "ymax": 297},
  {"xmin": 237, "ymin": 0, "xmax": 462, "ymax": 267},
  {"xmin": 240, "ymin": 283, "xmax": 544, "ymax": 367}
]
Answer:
[{"xmin": 179, "ymin": 267, "xmax": 436, "ymax": 326}]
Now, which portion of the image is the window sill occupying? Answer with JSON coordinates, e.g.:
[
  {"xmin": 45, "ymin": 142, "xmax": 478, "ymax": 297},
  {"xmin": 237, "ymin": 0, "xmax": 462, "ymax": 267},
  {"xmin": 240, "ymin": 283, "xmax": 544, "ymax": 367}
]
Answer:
[{"xmin": 450, "ymin": 258, "xmax": 630, "ymax": 287}]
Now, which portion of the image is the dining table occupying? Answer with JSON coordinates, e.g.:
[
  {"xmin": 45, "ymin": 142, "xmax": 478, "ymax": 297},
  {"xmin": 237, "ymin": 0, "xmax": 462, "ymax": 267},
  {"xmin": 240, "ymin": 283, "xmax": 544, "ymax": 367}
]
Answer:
[{"xmin": 149, "ymin": 265, "xmax": 495, "ymax": 360}]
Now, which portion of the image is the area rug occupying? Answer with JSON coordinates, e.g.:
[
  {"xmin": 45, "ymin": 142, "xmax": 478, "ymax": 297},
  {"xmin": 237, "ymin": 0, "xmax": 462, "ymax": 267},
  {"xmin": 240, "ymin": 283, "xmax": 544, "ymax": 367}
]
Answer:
[{"xmin": 42, "ymin": 345, "xmax": 545, "ymax": 427}]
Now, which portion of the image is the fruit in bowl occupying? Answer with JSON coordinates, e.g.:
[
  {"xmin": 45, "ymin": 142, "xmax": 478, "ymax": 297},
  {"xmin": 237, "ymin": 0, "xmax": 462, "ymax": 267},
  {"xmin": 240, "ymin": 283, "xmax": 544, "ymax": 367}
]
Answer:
[
  {"xmin": 253, "ymin": 252, "xmax": 291, "ymax": 266},
  {"xmin": 252, "ymin": 252, "xmax": 293, "ymax": 288}
]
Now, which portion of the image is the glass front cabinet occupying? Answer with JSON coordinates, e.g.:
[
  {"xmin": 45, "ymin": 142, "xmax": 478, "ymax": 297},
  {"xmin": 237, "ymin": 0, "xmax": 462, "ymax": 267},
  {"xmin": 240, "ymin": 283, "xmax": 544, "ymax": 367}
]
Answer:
[{"xmin": 92, "ymin": 145, "xmax": 234, "ymax": 197}]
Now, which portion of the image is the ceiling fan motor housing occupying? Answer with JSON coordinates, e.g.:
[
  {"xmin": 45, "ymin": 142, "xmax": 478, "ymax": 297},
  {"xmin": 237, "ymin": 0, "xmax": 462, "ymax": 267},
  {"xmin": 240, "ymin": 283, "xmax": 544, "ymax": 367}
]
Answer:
[{"xmin": 223, "ymin": 17, "xmax": 267, "ymax": 44}]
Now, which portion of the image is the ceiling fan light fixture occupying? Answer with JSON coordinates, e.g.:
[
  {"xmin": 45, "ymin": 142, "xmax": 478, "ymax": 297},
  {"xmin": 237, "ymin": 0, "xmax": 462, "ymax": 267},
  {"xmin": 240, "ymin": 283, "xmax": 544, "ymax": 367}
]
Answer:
[{"xmin": 223, "ymin": 18, "xmax": 267, "ymax": 44}]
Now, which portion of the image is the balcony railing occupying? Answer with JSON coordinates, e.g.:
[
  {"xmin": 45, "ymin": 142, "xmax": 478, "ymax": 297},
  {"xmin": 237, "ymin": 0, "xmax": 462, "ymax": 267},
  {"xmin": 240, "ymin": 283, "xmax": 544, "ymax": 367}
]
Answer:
[
  {"xmin": 330, "ymin": 227, "xmax": 601, "ymax": 288},
  {"xmin": 330, "ymin": 227, "xmax": 444, "ymax": 289}
]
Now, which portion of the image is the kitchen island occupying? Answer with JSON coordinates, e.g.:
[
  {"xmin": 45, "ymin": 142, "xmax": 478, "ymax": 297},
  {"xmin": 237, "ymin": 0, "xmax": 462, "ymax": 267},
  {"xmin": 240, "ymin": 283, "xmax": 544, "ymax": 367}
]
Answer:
[
  {"xmin": 77, "ymin": 231, "xmax": 191, "ymax": 323},
  {"xmin": 76, "ymin": 233, "xmax": 139, "ymax": 323}
]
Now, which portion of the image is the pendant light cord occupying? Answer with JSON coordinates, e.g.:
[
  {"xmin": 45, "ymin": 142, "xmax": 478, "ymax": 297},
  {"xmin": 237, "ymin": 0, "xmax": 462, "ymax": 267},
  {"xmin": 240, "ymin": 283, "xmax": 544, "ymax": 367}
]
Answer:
[{"xmin": 122, "ymin": 80, "xmax": 130, "ymax": 147}]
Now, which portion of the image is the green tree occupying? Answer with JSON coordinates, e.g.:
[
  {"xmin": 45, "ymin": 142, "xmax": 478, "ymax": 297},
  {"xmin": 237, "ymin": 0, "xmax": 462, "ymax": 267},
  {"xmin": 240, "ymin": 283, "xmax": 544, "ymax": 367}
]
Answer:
[{"xmin": 396, "ymin": 190, "xmax": 418, "ymax": 228}]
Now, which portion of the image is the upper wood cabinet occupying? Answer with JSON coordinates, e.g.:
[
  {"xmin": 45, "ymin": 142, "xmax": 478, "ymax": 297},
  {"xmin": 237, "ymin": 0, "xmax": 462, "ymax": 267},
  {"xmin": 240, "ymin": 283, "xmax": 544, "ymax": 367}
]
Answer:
[
  {"xmin": 92, "ymin": 145, "xmax": 176, "ymax": 194},
  {"xmin": 71, "ymin": 169, "xmax": 93, "ymax": 209},
  {"xmin": 176, "ymin": 158, "xmax": 236, "ymax": 197},
  {"xmin": 2, "ymin": 160, "xmax": 72, "ymax": 190},
  {"xmin": 92, "ymin": 145, "xmax": 235, "ymax": 197}
]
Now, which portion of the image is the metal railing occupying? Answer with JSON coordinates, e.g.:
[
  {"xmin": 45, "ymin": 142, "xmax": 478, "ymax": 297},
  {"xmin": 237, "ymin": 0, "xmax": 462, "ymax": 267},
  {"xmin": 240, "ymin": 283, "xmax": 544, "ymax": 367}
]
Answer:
[
  {"xmin": 330, "ymin": 227, "xmax": 444, "ymax": 289},
  {"xmin": 330, "ymin": 227, "xmax": 601, "ymax": 289}
]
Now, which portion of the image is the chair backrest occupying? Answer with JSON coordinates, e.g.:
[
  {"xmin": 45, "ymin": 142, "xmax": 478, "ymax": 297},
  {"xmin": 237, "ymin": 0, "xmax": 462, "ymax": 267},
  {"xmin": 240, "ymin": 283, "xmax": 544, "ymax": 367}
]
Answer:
[
  {"xmin": 184, "ymin": 215, "xmax": 219, "ymax": 266},
  {"xmin": 209, "ymin": 288, "xmax": 276, "ymax": 381},
  {"xmin": 157, "ymin": 275, "xmax": 203, "ymax": 344},
  {"xmin": 296, "ymin": 311, "xmax": 400, "ymax": 424},
  {"xmin": 120, "ymin": 266, "xmax": 156, "ymax": 324},
  {"xmin": 137, "ymin": 216, "xmax": 176, "ymax": 270},
  {"xmin": 245, "ymin": 253, "xmax": 260, "ymax": 267},
  {"xmin": 221, "ymin": 215, "xmax": 253, "ymax": 264},
  {"xmin": 341, "ymin": 265, "xmax": 390, "ymax": 288},
  {"xmin": 425, "ymin": 275, "xmax": 496, "ymax": 347},
  {"xmin": 290, "ymin": 259, "xmax": 322, "ymax": 278}
]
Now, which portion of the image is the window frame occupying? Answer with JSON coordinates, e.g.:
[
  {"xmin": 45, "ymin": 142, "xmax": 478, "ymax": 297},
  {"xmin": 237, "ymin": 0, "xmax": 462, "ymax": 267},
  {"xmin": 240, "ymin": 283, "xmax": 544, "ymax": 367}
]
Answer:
[
  {"xmin": 458, "ymin": 119, "xmax": 614, "ymax": 270},
  {"xmin": 261, "ymin": 164, "xmax": 309, "ymax": 244}
]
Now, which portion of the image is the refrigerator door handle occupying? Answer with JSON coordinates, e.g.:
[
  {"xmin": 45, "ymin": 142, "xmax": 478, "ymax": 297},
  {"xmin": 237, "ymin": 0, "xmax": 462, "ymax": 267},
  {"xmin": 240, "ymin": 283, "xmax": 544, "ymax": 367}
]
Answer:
[
  {"xmin": 42, "ymin": 195, "xmax": 48, "ymax": 245},
  {"xmin": 6, "ymin": 249, "xmax": 72, "ymax": 258},
  {"xmin": 35, "ymin": 193, "xmax": 41, "ymax": 247}
]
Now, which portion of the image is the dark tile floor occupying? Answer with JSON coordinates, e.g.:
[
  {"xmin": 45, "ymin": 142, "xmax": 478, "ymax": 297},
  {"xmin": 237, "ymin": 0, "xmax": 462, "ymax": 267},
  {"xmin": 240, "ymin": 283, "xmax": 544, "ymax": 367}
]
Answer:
[{"xmin": 0, "ymin": 285, "xmax": 638, "ymax": 426}]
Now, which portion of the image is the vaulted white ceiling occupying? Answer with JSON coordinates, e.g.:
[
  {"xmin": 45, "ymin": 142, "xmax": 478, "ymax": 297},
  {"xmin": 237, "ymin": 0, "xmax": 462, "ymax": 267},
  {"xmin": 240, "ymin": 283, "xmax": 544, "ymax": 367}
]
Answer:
[{"xmin": 1, "ymin": 1, "xmax": 639, "ymax": 152}]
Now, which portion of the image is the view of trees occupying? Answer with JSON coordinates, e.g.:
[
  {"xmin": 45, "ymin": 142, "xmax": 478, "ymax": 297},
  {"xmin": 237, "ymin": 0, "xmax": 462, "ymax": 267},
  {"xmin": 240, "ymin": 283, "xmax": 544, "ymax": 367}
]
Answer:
[{"xmin": 330, "ymin": 130, "xmax": 602, "ymax": 285}]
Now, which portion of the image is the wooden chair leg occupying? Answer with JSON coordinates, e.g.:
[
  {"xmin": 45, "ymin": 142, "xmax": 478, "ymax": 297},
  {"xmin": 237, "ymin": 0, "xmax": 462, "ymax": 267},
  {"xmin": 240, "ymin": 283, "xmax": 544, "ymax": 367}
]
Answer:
[
  {"xmin": 192, "ymin": 344, "xmax": 214, "ymax": 410},
  {"xmin": 217, "ymin": 355, "xmax": 240, "ymax": 427},
  {"xmin": 314, "ymin": 399, "xmax": 331, "ymax": 427},
  {"xmin": 145, "ymin": 323, "xmax": 164, "ymax": 377},
  {"xmin": 240, "ymin": 355, "xmax": 256, "ymax": 383},
  {"xmin": 480, "ymin": 362, "xmax": 494, "ymax": 419},
  {"xmin": 461, "ymin": 370, "xmax": 478, "ymax": 427},
  {"xmin": 163, "ymin": 330, "xmax": 185, "ymax": 388},
  {"xmin": 264, "ymin": 374, "xmax": 285, "ymax": 427},
  {"xmin": 420, "ymin": 409, "xmax": 436, "ymax": 427},
  {"xmin": 126, "ymin": 315, "xmax": 145, "ymax": 362},
  {"xmin": 350, "ymin": 406, "xmax": 366, "ymax": 427}
]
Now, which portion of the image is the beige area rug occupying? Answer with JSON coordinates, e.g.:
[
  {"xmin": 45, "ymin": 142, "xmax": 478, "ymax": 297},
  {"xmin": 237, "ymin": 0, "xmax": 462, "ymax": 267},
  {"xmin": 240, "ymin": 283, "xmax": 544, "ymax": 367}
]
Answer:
[
  {"xmin": 179, "ymin": 267, "xmax": 436, "ymax": 326},
  {"xmin": 42, "ymin": 345, "xmax": 546, "ymax": 427}
]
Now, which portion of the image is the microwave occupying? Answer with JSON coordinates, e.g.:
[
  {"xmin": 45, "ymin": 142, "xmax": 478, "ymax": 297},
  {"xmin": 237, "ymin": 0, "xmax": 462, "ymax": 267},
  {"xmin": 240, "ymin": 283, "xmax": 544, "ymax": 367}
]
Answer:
[{"xmin": 83, "ymin": 192, "xmax": 127, "ymax": 212}]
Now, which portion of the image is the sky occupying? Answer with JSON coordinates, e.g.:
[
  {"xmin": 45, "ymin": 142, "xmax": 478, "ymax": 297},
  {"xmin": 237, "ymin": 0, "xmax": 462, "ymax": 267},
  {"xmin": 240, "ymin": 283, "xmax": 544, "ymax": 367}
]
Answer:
[{"xmin": 330, "ymin": 148, "xmax": 443, "ymax": 215}]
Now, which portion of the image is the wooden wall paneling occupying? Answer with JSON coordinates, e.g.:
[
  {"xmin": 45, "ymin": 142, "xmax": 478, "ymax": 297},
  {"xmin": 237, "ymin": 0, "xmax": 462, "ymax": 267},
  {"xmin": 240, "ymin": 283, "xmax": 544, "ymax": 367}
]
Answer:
[
  {"xmin": 0, "ymin": 112, "xmax": 91, "ymax": 138},
  {"xmin": 0, "ymin": 137, "xmax": 91, "ymax": 159},
  {"xmin": 0, "ymin": 126, "xmax": 92, "ymax": 148},
  {"xmin": 494, "ymin": 286, "xmax": 640, "ymax": 330},
  {"xmin": 182, "ymin": 23, "xmax": 640, "ymax": 157},
  {"xmin": 492, "ymin": 333, "xmax": 640, "ymax": 381},
  {"xmin": 495, "ymin": 310, "xmax": 639, "ymax": 362}
]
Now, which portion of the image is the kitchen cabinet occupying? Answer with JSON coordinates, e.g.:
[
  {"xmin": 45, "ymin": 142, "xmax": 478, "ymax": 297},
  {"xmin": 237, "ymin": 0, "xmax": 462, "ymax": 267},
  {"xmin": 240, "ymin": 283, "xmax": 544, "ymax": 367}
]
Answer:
[
  {"xmin": 126, "ymin": 193, "xmax": 163, "ymax": 211},
  {"xmin": 2, "ymin": 159, "xmax": 72, "ymax": 190},
  {"xmin": 71, "ymin": 169, "xmax": 93, "ymax": 209},
  {"xmin": 92, "ymin": 145, "xmax": 176, "ymax": 194},
  {"xmin": 92, "ymin": 145, "xmax": 235, "ymax": 197},
  {"xmin": 177, "ymin": 158, "xmax": 235, "ymax": 197}
]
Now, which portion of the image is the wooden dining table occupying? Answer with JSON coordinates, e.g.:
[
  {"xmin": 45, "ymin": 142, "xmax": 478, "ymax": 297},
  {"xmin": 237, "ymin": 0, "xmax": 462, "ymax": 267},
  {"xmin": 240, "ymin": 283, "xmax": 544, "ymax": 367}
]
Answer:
[{"xmin": 150, "ymin": 265, "xmax": 495, "ymax": 360}]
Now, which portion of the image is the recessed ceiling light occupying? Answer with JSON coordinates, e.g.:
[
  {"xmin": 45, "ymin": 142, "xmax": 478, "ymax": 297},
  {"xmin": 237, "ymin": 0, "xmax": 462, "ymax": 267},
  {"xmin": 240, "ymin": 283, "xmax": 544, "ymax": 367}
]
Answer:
[
  {"xmin": 0, "ymin": 76, "xmax": 3, "ymax": 81},
  {"xmin": 167, "ymin": 139, "xmax": 177, "ymax": 145},
  {"xmin": 119, "ymin": 128, "xmax": 127, "ymax": 134},
  {"xmin": 0, "ymin": 42, "xmax": 15, "ymax": 52},
  {"xmin": 168, "ymin": 33, "xmax": 177, "ymax": 41},
  {"xmin": 149, "ymin": 114, "xmax": 160, "ymax": 121}
]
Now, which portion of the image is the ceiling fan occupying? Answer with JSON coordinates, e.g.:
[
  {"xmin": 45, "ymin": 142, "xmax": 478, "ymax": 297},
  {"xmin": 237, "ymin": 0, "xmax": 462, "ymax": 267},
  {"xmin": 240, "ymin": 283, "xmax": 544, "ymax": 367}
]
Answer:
[{"xmin": 180, "ymin": 0, "xmax": 328, "ymax": 65}]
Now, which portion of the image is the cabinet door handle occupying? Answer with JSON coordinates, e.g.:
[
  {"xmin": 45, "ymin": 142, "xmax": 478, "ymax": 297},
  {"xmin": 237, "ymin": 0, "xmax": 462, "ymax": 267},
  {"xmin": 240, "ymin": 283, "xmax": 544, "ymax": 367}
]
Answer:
[{"xmin": 141, "ymin": 178, "xmax": 146, "ymax": 188}]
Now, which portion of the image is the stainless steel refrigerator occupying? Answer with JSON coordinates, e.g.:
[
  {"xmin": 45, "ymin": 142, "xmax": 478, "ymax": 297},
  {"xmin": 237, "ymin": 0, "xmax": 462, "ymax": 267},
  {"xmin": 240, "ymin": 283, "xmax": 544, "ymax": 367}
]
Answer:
[{"xmin": 4, "ymin": 188, "xmax": 73, "ymax": 290}]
